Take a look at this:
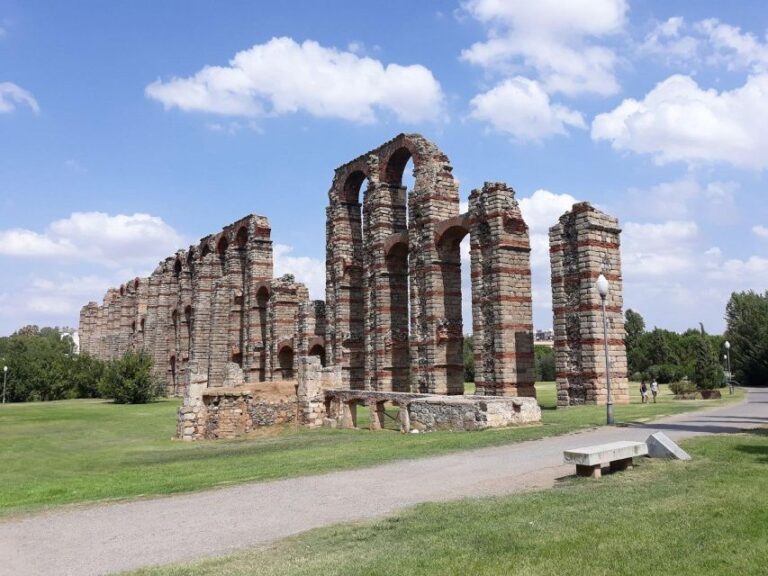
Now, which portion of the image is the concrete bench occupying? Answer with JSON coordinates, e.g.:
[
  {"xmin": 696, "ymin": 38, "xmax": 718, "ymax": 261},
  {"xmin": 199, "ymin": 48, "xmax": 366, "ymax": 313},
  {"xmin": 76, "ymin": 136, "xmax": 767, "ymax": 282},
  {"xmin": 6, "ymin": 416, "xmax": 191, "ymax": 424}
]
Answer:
[{"xmin": 563, "ymin": 441, "xmax": 649, "ymax": 478}]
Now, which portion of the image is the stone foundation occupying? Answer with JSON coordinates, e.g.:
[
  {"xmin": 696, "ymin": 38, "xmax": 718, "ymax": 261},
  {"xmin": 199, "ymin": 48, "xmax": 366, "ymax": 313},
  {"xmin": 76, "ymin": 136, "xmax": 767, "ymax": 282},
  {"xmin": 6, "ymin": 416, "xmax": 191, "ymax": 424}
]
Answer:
[
  {"xmin": 322, "ymin": 389, "xmax": 540, "ymax": 433},
  {"xmin": 177, "ymin": 381, "xmax": 298, "ymax": 440}
]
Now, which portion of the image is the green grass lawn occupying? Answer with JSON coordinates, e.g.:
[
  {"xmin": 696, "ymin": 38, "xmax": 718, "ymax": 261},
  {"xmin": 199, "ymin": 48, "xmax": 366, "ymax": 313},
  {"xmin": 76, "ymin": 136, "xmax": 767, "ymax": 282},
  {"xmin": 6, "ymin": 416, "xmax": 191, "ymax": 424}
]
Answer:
[
  {"xmin": 130, "ymin": 429, "xmax": 768, "ymax": 576},
  {"xmin": 0, "ymin": 383, "xmax": 743, "ymax": 517}
]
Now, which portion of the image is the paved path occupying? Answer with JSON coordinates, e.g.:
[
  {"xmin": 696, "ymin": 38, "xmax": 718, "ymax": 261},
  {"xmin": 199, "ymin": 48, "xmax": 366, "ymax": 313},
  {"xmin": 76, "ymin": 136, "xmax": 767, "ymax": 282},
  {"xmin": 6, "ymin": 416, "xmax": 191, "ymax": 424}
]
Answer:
[{"xmin": 2, "ymin": 388, "xmax": 766, "ymax": 576}]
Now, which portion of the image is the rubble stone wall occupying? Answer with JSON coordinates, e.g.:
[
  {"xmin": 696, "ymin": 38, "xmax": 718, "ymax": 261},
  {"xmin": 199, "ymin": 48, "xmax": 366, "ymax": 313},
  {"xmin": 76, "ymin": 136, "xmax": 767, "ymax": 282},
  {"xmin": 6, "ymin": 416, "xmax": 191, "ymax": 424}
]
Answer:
[{"xmin": 549, "ymin": 202, "xmax": 629, "ymax": 407}]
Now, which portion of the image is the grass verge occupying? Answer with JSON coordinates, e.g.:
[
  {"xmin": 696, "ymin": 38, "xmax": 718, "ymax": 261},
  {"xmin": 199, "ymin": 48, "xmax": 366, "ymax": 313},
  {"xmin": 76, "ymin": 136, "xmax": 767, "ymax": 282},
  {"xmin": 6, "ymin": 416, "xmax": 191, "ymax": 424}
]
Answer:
[
  {"xmin": 130, "ymin": 429, "xmax": 768, "ymax": 576},
  {"xmin": 0, "ymin": 384, "xmax": 743, "ymax": 516}
]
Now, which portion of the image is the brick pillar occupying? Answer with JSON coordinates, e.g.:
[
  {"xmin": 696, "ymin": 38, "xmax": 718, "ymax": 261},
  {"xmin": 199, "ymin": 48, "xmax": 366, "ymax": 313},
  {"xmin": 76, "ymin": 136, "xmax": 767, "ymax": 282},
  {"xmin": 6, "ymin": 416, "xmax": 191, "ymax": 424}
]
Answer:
[
  {"xmin": 468, "ymin": 182, "xmax": 535, "ymax": 397},
  {"xmin": 244, "ymin": 216, "xmax": 273, "ymax": 382},
  {"xmin": 549, "ymin": 202, "xmax": 629, "ymax": 406},
  {"xmin": 409, "ymin": 162, "xmax": 462, "ymax": 394},
  {"xmin": 326, "ymin": 185, "xmax": 365, "ymax": 389},
  {"xmin": 363, "ymin": 175, "xmax": 408, "ymax": 392}
]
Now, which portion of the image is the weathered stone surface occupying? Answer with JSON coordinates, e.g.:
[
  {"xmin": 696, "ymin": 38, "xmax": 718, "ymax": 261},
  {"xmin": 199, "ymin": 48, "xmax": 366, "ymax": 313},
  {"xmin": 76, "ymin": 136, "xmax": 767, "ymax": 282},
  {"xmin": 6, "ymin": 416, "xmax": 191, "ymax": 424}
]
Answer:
[
  {"xmin": 646, "ymin": 432, "xmax": 691, "ymax": 460},
  {"xmin": 549, "ymin": 203, "xmax": 629, "ymax": 407}
]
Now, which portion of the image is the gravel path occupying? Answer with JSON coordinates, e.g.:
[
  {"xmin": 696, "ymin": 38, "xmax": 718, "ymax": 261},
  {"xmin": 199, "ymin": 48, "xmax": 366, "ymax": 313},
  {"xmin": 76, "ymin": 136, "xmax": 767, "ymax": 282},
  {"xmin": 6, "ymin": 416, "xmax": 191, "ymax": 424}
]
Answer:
[{"xmin": 2, "ymin": 388, "xmax": 766, "ymax": 576}]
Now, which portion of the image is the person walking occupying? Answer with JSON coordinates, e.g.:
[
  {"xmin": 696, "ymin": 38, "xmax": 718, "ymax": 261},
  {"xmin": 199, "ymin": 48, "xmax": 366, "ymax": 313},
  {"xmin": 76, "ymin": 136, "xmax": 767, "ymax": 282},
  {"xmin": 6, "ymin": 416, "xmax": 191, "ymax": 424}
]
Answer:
[
  {"xmin": 650, "ymin": 379, "xmax": 659, "ymax": 403},
  {"xmin": 640, "ymin": 380, "xmax": 648, "ymax": 404}
]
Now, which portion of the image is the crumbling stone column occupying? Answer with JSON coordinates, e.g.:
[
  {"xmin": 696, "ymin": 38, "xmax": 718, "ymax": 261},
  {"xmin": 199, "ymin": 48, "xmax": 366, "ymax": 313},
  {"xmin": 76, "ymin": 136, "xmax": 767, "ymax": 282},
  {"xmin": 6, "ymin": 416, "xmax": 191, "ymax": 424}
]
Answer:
[
  {"xmin": 468, "ymin": 182, "xmax": 535, "ymax": 397},
  {"xmin": 267, "ymin": 275, "xmax": 307, "ymax": 381},
  {"xmin": 549, "ymin": 202, "xmax": 629, "ymax": 406}
]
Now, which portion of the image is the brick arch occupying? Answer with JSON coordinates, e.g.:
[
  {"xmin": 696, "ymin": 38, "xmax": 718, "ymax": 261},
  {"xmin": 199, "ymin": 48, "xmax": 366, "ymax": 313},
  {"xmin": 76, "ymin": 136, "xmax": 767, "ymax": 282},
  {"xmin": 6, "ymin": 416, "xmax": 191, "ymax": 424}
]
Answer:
[{"xmin": 235, "ymin": 225, "xmax": 248, "ymax": 249}]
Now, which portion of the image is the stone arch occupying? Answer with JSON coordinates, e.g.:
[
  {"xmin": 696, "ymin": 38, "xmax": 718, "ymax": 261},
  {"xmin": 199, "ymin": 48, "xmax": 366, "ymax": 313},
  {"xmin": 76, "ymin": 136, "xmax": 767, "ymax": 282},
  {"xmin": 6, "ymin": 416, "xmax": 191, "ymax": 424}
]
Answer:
[
  {"xmin": 235, "ymin": 226, "xmax": 248, "ymax": 249},
  {"xmin": 173, "ymin": 258, "xmax": 182, "ymax": 277},
  {"xmin": 216, "ymin": 235, "xmax": 229, "ymax": 256},
  {"xmin": 308, "ymin": 336, "xmax": 326, "ymax": 367},
  {"xmin": 326, "ymin": 133, "xmax": 461, "ymax": 394},
  {"xmin": 277, "ymin": 340, "xmax": 294, "ymax": 380}
]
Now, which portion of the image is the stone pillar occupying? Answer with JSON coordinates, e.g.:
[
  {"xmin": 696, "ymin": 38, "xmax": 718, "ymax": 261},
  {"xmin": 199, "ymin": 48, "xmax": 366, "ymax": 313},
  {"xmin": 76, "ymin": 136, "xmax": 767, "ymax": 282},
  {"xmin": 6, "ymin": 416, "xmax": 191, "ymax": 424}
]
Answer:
[
  {"xmin": 468, "ymin": 182, "xmax": 535, "ymax": 397},
  {"xmin": 549, "ymin": 202, "xmax": 629, "ymax": 407},
  {"xmin": 363, "ymin": 163, "xmax": 408, "ymax": 392},
  {"xmin": 243, "ymin": 216, "xmax": 273, "ymax": 382},
  {"xmin": 326, "ymin": 191, "xmax": 365, "ymax": 389},
  {"xmin": 408, "ymin": 159, "xmax": 462, "ymax": 395},
  {"xmin": 267, "ymin": 276, "xmax": 306, "ymax": 381}
]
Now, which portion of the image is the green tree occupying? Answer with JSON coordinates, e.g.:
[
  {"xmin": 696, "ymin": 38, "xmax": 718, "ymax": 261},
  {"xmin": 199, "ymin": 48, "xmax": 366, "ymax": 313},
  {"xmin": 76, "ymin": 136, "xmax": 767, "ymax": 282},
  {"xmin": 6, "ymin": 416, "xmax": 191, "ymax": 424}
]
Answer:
[
  {"xmin": 534, "ymin": 345, "xmax": 555, "ymax": 381},
  {"xmin": 692, "ymin": 324, "xmax": 722, "ymax": 390},
  {"xmin": 99, "ymin": 351, "xmax": 163, "ymax": 404},
  {"xmin": 463, "ymin": 335, "xmax": 474, "ymax": 383},
  {"xmin": 725, "ymin": 290, "xmax": 768, "ymax": 387}
]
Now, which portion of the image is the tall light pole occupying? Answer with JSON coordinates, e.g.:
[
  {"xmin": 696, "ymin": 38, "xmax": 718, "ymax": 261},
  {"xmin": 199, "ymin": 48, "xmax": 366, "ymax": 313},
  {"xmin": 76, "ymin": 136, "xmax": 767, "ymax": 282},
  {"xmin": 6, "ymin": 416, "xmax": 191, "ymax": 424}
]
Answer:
[
  {"xmin": 596, "ymin": 274, "xmax": 613, "ymax": 425},
  {"xmin": 2, "ymin": 365, "xmax": 7, "ymax": 404},
  {"xmin": 724, "ymin": 340, "xmax": 732, "ymax": 394}
]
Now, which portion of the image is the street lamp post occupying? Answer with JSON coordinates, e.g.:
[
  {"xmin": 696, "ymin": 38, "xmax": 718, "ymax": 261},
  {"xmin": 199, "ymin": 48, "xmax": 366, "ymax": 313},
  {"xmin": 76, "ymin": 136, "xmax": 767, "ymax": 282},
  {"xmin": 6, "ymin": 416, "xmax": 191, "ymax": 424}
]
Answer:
[
  {"xmin": 2, "ymin": 365, "xmax": 7, "ymax": 404},
  {"xmin": 596, "ymin": 274, "xmax": 614, "ymax": 425},
  {"xmin": 724, "ymin": 341, "xmax": 733, "ymax": 394}
]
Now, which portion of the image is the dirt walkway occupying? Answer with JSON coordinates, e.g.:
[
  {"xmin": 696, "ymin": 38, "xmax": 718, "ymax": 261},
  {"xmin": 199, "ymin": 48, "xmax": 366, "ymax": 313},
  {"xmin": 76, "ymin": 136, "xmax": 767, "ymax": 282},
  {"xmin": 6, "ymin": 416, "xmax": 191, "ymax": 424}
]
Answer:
[{"xmin": 2, "ymin": 389, "xmax": 766, "ymax": 576}]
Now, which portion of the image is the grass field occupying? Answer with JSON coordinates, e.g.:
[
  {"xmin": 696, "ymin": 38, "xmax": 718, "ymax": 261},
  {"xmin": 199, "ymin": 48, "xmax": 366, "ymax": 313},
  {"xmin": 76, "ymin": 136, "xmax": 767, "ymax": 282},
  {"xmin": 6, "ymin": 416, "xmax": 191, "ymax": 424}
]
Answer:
[
  {"xmin": 131, "ymin": 429, "xmax": 768, "ymax": 576},
  {"xmin": 0, "ymin": 383, "xmax": 743, "ymax": 516}
]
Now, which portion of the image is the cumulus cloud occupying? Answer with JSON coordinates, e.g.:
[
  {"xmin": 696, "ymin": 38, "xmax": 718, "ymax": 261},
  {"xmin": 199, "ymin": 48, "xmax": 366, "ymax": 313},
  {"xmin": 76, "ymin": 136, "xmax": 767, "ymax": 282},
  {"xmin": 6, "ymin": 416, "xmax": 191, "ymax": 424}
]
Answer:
[
  {"xmin": 0, "ymin": 212, "xmax": 184, "ymax": 267},
  {"xmin": 146, "ymin": 37, "xmax": 445, "ymax": 124},
  {"xmin": 272, "ymin": 244, "xmax": 325, "ymax": 300},
  {"xmin": 622, "ymin": 220, "xmax": 699, "ymax": 277},
  {"xmin": 461, "ymin": 0, "xmax": 627, "ymax": 96},
  {"xmin": 696, "ymin": 18, "xmax": 768, "ymax": 72},
  {"xmin": 638, "ymin": 17, "xmax": 699, "ymax": 63},
  {"xmin": 468, "ymin": 77, "xmax": 586, "ymax": 141},
  {"xmin": 0, "ymin": 82, "xmax": 39, "ymax": 114},
  {"xmin": 627, "ymin": 178, "xmax": 738, "ymax": 222},
  {"xmin": 753, "ymin": 225, "xmax": 768, "ymax": 239},
  {"xmin": 592, "ymin": 74, "xmax": 768, "ymax": 169}
]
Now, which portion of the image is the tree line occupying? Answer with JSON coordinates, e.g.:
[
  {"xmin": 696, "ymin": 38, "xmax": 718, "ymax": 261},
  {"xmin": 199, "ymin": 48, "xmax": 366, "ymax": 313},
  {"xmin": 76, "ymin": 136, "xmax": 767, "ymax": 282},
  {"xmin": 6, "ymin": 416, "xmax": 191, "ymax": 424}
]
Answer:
[{"xmin": 0, "ymin": 325, "xmax": 163, "ymax": 403}]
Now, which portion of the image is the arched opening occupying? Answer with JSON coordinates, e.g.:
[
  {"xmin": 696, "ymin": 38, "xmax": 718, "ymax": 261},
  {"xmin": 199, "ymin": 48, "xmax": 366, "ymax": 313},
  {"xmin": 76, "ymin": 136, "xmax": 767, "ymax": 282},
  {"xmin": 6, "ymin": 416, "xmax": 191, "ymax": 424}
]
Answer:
[
  {"xmin": 436, "ymin": 221, "xmax": 470, "ymax": 395},
  {"xmin": 256, "ymin": 286, "xmax": 270, "ymax": 381},
  {"xmin": 460, "ymin": 233, "xmax": 473, "ymax": 394},
  {"xmin": 140, "ymin": 318, "xmax": 145, "ymax": 333},
  {"xmin": 339, "ymin": 170, "xmax": 367, "ymax": 390},
  {"xmin": 278, "ymin": 345, "xmax": 294, "ymax": 380},
  {"xmin": 119, "ymin": 285, "xmax": 125, "ymax": 296},
  {"xmin": 201, "ymin": 244, "xmax": 212, "ymax": 258},
  {"xmin": 173, "ymin": 258, "xmax": 182, "ymax": 277},
  {"xmin": 134, "ymin": 278, "xmax": 140, "ymax": 290},
  {"xmin": 308, "ymin": 343, "xmax": 326, "ymax": 367},
  {"xmin": 169, "ymin": 355, "xmax": 177, "ymax": 396},
  {"xmin": 131, "ymin": 320, "xmax": 136, "ymax": 333},
  {"xmin": 184, "ymin": 305, "xmax": 193, "ymax": 364},
  {"xmin": 235, "ymin": 226, "xmax": 248, "ymax": 249},
  {"xmin": 385, "ymin": 239, "xmax": 410, "ymax": 391},
  {"xmin": 216, "ymin": 236, "xmax": 229, "ymax": 273}
]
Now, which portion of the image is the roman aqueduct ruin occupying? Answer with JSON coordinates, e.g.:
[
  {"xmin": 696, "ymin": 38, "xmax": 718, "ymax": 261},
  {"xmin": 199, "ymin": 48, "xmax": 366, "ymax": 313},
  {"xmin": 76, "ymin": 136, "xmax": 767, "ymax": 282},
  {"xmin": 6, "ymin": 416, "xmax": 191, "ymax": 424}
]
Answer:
[{"xmin": 79, "ymin": 134, "xmax": 628, "ymax": 439}]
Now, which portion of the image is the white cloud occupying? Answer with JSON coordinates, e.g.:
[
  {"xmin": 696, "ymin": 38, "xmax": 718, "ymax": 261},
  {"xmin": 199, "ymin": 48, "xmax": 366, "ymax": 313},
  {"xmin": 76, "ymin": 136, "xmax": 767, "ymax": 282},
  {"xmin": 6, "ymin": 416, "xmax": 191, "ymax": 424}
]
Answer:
[
  {"xmin": 592, "ymin": 74, "xmax": 768, "ymax": 169},
  {"xmin": 146, "ymin": 37, "xmax": 445, "ymax": 124},
  {"xmin": 272, "ymin": 244, "xmax": 325, "ymax": 300},
  {"xmin": 0, "ymin": 82, "xmax": 39, "ymax": 114},
  {"xmin": 622, "ymin": 220, "xmax": 699, "ymax": 277},
  {"xmin": 468, "ymin": 77, "xmax": 586, "ymax": 141},
  {"xmin": 696, "ymin": 19, "xmax": 768, "ymax": 72},
  {"xmin": 627, "ymin": 178, "xmax": 738, "ymax": 222},
  {"xmin": 638, "ymin": 17, "xmax": 699, "ymax": 63},
  {"xmin": 0, "ymin": 212, "xmax": 184, "ymax": 267},
  {"xmin": 461, "ymin": 0, "xmax": 627, "ymax": 96},
  {"xmin": 753, "ymin": 225, "xmax": 768, "ymax": 239}
]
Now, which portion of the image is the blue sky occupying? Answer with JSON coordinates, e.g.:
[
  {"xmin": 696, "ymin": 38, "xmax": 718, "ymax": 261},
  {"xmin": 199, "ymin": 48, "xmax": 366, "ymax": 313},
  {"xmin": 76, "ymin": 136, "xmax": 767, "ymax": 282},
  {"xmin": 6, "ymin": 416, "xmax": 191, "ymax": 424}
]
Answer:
[{"xmin": 1, "ymin": 0, "xmax": 766, "ymax": 337}]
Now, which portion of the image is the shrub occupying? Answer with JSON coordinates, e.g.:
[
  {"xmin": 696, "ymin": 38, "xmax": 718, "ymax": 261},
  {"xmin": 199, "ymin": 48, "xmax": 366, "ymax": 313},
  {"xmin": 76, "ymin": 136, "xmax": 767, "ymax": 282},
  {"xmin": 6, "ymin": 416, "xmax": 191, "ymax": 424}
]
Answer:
[
  {"xmin": 669, "ymin": 380, "xmax": 697, "ymax": 395},
  {"xmin": 643, "ymin": 364, "xmax": 684, "ymax": 384},
  {"xmin": 99, "ymin": 352, "xmax": 163, "ymax": 404}
]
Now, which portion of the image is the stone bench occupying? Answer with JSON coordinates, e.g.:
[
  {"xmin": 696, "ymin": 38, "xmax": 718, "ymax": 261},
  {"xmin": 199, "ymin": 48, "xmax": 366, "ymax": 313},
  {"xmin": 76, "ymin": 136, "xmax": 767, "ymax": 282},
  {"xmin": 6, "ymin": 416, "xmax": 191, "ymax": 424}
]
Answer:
[{"xmin": 563, "ymin": 441, "xmax": 649, "ymax": 478}]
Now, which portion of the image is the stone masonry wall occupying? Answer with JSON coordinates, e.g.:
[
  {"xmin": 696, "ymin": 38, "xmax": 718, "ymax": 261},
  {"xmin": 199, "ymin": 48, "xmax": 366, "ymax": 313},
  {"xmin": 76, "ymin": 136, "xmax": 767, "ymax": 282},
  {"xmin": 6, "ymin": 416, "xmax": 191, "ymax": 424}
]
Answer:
[
  {"xmin": 468, "ymin": 182, "xmax": 535, "ymax": 397},
  {"xmin": 549, "ymin": 202, "xmax": 629, "ymax": 407}
]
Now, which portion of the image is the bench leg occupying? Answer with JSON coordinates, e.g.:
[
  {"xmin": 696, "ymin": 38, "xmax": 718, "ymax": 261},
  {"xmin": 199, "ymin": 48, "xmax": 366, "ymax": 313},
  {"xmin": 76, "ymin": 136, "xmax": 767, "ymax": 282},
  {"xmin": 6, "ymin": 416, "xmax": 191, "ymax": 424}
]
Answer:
[
  {"xmin": 576, "ymin": 464, "xmax": 602, "ymax": 479},
  {"xmin": 610, "ymin": 457, "xmax": 633, "ymax": 473}
]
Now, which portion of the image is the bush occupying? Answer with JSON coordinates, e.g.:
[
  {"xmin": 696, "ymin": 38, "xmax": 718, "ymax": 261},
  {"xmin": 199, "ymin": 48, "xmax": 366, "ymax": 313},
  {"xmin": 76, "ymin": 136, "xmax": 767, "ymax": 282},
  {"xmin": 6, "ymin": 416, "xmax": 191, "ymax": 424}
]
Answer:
[
  {"xmin": 669, "ymin": 380, "xmax": 697, "ymax": 395},
  {"xmin": 643, "ymin": 364, "xmax": 685, "ymax": 384},
  {"xmin": 463, "ymin": 336, "xmax": 474, "ymax": 383},
  {"xmin": 99, "ymin": 352, "xmax": 163, "ymax": 404}
]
